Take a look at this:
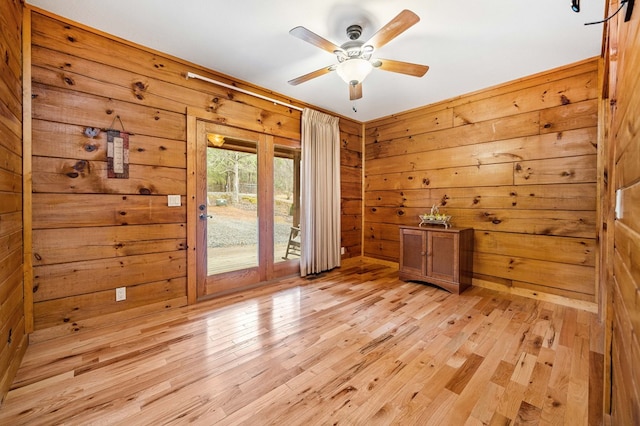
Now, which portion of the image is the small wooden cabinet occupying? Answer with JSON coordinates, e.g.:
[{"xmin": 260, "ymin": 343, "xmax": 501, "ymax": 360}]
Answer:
[{"xmin": 399, "ymin": 226, "xmax": 474, "ymax": 294}]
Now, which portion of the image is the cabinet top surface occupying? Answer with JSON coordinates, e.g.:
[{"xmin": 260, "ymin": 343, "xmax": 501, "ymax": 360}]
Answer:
[{"xmin": 399, "ymin": 225, "xmax": 473, "ymax": 233}]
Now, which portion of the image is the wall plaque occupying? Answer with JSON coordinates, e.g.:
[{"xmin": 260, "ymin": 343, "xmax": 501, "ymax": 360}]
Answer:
[{"xmin": 107, "ymin": 129, "xmax": 129, "ymax": 179}]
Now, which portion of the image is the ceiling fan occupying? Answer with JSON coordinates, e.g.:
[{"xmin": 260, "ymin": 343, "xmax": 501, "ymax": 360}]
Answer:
[{"xmin": 288, "ymin": 9, "xmax": 429, "ymax": 101}]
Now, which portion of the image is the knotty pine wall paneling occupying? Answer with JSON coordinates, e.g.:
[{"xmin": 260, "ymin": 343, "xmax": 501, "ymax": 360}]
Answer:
[
  {"xmin": 28, "ymin": 9, "xmax": 361, "ymax": 342},
  {"xmin": 0, "ymin": 0, "xmax": 27, "ymax": 405},
  {"xmin": 364, "ymin": 58, "xmax": 599, "ymax": 303},
  {"xmin": 603, "ymin": 0, "xmax": 640, "ymax": 421},
  {"xmin": 340, "ymin": 120, "xmax": 363, "ymax": 258}
]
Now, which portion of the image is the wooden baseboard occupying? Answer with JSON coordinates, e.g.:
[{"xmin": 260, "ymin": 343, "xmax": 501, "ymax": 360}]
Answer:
[
  {"xmin": 357, "ymin": 256, "xmax": 597, "ymax": 313},
  {"xmin": 473, "ymin": 277, "xmax": 598, "ymax": 313},
  {"xmin": 357, "ymin": 256, "xmax": 399, "ymax": 269}
]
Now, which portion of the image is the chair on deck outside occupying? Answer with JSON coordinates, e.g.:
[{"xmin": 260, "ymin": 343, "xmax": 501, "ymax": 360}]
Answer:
[{"xmin": 283, "ymin": 226, "xmax": 301, "ymax": 259}]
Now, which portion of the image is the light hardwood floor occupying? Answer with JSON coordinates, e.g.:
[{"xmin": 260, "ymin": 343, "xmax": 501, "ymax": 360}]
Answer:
[{"xmin": 0, "ymin": 258, "xmax": 604, "ymax": 425}]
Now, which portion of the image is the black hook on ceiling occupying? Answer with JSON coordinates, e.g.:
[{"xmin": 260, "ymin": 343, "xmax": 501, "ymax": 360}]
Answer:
[{"xmin": 583, "ymin": 0, "xmax": 635, "ymax": 25}]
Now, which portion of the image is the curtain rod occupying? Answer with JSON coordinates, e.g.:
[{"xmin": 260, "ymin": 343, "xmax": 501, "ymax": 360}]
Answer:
[{"xmin": 185, "ymin": 72, "xmax": 304, "ymax": 112}]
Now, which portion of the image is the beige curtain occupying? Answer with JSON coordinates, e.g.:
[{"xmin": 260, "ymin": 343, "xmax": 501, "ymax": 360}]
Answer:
[{"xmin": 300, "ymin": 108, "xmax": 341, "ymax": 276}]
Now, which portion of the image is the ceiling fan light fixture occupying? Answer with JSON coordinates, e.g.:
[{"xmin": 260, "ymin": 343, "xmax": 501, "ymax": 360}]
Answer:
[
  {"xmin": 207, "ymin": 133, "xmax": 225, "ymax": 147},
  {"xmin": 336, "ymin": 58, "xmax": 373, "ymax": 86}
]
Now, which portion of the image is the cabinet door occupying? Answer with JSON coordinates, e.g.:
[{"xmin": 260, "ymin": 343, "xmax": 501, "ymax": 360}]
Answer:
[
  {"xmin": 427, "ymin": 231, "xmax": 458, "ymax": 283},
  {"xmin": 400, "ymin": 228, "xmax": 426, "ymax": 276}
]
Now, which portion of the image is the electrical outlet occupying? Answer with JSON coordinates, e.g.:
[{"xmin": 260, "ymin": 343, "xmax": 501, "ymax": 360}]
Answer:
[
  {"xmin": 341, "ymin": 247, "xmax": 346, "ymax": 255},
  {"xmin": 167, "ymin": 195, "xmax": 181, "ymax": 207},
  {"xmin": 115, "ymin": 287, "xmax": 126, "ymax": 301}
]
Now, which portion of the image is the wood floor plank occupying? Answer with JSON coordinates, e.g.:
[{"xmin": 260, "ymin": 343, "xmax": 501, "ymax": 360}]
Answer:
[
  {"xmin": 446, "ymin": 337, "xmax": 514, "ymax": 425},
  {"xmin": 523, "ymin": 360, "xmax": 553, "ymax": 408},
  {"xmin": 588, "ymin": 350, "xmax": 604, "ymax": 426},
  {"xmin": 470, "ymin": 381, "xmax": 505, "ymax": 424},
  {"xmin": 0, "ymin": 258, "xmax": 603, "ymax": 425}
]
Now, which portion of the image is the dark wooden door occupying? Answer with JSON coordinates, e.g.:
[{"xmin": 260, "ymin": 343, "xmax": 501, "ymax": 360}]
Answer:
[
  {"xmin": 427, "ymin": 231, "xmax": 458, "ymax": 283},
  {"xmin": 399, "ymin": 228, "xmax": 427, "ymax": 277}
]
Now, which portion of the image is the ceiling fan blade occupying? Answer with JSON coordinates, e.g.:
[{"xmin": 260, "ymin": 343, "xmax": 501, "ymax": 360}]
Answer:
[
  {"xmin": 349, "ymin": 83, "xmax": 362, "ymax": 100},
  {"xmin": 364, "ymin": 9, "xmax": 420, "ymax": 51},
  {"xmin": 289, "ymin": 26, "xmax": 343, "ymax": 54},
  {"xmin": 288, "ymin": 65, "xmax": 335, "ymax": 86},
  {"xmin": 373, "ymin": 59, "xmax": 429, "ymax": 77}
]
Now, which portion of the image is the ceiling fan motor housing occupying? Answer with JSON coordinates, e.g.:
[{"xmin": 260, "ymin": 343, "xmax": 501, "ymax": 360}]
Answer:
[
  {"xmin": 346, "ymin": 24, "xmax": 363, "ymax": 40},
  {"xmin": 340, "ymin": 24, "xmax": 374, "ymax": 60}
]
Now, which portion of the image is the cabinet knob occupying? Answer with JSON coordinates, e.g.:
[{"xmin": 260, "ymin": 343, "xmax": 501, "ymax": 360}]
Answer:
[{"xmin": 421, "ymin": 252, "xmax": 426, "ymax": 256}]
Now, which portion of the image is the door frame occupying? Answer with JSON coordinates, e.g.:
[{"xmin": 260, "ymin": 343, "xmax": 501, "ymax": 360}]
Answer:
[{"xmin": 186, "ymin": 108, "xmax": 300, "ymax": 303}]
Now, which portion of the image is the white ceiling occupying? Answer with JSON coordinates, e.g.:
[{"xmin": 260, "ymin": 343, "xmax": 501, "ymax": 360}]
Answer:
[{"xmin": 26, "ymin": 0, "xmax": 605, "ymax": 122}]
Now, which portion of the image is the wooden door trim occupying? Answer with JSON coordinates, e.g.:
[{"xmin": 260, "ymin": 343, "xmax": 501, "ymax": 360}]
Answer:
[
  {"xmin": 194, "ymin": 120, "xmax": 209, "ymax": 299},
  {"xmin": 186, "ymin": 114, "xmax": 197, "ymax": 304},
  {"xmin": 259, "ymin": 134, "xmax": 274, "ymax": 282}
]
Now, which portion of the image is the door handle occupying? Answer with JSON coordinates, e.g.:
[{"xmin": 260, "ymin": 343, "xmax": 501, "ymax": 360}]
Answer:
[{"xmin": 198, "ymin": 204, "xmax": 211, "ymax": 220}]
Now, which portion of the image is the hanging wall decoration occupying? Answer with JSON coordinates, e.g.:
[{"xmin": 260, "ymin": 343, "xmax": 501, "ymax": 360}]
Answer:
[{"xmin": 105, "ymin": 115, "xmax": 131, "ymax": 179}]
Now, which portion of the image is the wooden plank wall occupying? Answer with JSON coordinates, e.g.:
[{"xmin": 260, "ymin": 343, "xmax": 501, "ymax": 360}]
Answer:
[
  {"xmin": 340, "ymin": 120, "xmax": 363, "ymax": 258},
  {"xmin": 0, "ymin": 0, "xmax": 27, "ymax": 404},
  {"xmin": 604, "ymin": 0, "xmax": 640, "ymax": 422},
  {"xmin": 364, "ymin": 58, "xmax": 599, "ymax": 303},
  {"xmin": 28, "ymin": 9, "xmax": 361, "ymax": 342}
]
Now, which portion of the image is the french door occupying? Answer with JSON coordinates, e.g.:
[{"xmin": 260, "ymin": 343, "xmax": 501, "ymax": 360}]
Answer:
[{"xmin": 193, "ymin": 119, "xmax": 300, "ymax": 300}]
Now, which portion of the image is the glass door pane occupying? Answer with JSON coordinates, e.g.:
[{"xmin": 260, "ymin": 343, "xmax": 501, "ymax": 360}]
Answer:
[
  {"xmin": 206, "ymin": 139, "xmax": 258, "ymax": 275},
  {"xmin": 274, "ymin": 147, "xmax": 300, "ymax": 263}
]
